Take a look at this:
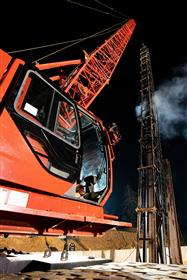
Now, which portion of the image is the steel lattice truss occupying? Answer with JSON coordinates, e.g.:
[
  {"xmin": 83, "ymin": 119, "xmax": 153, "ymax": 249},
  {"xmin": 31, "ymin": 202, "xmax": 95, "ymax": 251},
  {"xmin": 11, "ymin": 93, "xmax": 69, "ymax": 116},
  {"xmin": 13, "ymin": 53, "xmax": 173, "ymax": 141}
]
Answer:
[
  {"xmin": 62, "ymin": 19, "xmax": 136, "ymax": 108},
  {"xmin": 136, "ymin": 45, "xmax": 167, "ymax": 264}
]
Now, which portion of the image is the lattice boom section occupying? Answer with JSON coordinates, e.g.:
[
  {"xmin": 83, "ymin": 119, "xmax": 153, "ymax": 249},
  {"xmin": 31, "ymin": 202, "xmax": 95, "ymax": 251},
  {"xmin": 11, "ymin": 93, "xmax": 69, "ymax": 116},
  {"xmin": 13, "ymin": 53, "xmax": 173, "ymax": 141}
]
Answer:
[{"xmin": 63, "ymin": 19, "xmax": 136, "ymax": 108}]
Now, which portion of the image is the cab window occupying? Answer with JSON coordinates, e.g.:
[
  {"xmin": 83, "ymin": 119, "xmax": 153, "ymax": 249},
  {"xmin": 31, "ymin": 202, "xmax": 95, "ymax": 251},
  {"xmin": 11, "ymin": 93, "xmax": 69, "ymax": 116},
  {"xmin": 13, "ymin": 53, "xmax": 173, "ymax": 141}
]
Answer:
[{"xmin": 16, "ymin": 70, "xmax": 79, "ymax": 148}]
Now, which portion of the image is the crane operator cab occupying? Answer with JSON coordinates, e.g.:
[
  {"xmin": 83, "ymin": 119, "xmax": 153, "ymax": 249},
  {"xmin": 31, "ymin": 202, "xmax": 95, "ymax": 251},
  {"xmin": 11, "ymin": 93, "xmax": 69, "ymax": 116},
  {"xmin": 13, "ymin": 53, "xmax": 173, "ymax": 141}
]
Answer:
[{"xmin": 0, "ymin": 49, "xmax": 113, "ymax": 206}]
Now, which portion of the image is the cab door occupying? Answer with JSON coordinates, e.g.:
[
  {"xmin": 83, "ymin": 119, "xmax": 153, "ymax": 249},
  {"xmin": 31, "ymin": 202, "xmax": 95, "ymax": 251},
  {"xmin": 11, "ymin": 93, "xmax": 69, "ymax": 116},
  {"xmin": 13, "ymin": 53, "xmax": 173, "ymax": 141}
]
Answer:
[{"xmin": 10, "ymin": 70, "xmax": 82, "ymax": 183}]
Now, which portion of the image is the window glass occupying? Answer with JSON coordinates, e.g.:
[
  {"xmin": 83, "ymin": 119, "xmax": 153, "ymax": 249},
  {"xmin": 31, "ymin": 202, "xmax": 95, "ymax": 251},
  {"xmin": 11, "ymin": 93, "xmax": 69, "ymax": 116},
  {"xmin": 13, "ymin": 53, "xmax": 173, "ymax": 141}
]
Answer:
[
  {"xmin": 21, "ymin": 74, "xmax": 53, "ymax": 126},
  {"xmin": 54, "ymin": 101, "xmax": 78, "ymax": 146},
  {"xmin": 79, "ymin": 112, "xmax": 107, "ymax": 193},
  {"xmin": 17, "ymin": 71, "xmax": 79, "ymax": 147}
]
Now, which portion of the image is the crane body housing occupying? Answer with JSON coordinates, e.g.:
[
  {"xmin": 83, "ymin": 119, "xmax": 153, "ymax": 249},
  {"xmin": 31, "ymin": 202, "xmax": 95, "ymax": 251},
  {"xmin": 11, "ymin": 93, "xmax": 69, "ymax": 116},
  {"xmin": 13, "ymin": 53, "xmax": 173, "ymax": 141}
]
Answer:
[{"xmin": 0, "ymin": 19, "xmax": 135, "ymax": 236}]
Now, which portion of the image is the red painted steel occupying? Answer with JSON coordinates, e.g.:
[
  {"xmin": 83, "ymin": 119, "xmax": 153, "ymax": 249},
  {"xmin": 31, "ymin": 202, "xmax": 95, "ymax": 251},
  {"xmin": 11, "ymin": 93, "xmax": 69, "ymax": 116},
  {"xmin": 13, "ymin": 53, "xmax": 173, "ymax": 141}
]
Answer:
[
  {"xmin": 62, "ymin": 19, "xmax": 136, "ymax": 108},
  {"xmin": 36, "ymin": 59, "xmax": 81, "ymax": 70},
  {"xmin": 0, "ymin": 185, "xmax": 131, "ymax": 235}
]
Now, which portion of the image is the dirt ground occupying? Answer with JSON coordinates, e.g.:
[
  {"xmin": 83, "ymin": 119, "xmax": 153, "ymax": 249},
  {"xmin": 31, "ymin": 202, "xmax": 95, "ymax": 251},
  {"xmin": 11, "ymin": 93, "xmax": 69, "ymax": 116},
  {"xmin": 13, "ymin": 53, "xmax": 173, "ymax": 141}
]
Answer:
[{"xmin": 0, "ymin": 229, "xmax": 137, "ymax": 252}]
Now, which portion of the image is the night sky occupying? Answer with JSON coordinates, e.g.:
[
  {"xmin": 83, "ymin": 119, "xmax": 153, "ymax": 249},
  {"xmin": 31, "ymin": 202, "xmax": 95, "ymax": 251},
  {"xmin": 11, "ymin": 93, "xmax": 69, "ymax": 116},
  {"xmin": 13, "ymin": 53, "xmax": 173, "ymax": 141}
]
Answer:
[{"xmin": 1, "ymin": 1, "xmax": 187, "ymax": 234}]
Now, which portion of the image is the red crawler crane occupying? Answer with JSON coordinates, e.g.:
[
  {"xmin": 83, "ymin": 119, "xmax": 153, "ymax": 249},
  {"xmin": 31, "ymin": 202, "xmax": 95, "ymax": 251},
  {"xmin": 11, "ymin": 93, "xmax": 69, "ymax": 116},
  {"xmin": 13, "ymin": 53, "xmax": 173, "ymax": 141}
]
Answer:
[{"xmin": 0, "ymin": 18, "xmax": 135, "ymax": 236}]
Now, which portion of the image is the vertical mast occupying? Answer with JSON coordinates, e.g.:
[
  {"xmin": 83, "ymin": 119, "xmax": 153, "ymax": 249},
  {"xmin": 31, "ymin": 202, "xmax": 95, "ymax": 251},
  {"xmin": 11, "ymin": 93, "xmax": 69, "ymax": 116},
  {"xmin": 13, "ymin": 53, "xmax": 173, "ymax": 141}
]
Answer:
[{"xmin": 136, "ymin": 44, "xmax": 167, "ymax": 263}]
